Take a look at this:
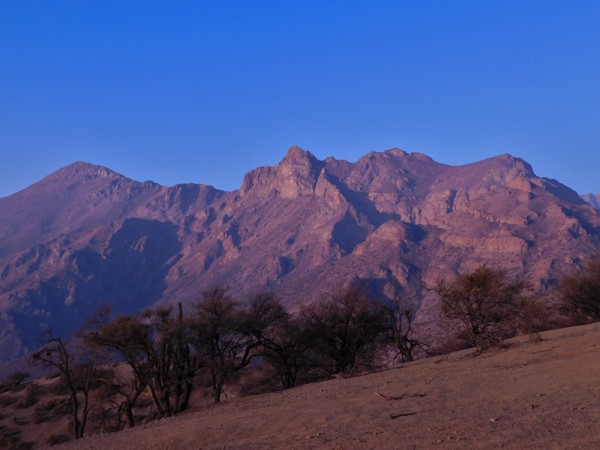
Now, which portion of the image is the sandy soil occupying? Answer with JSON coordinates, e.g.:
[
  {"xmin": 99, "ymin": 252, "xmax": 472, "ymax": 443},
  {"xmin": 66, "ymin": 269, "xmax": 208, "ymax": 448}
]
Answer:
[{"xmin": 50, "ymin": 322, "xmax": 600, "ymax": 450}]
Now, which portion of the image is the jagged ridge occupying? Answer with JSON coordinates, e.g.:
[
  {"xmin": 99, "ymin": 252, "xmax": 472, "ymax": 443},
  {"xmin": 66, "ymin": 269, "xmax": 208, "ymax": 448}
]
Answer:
[{"xmin": 0, "ymin": 147, "xmax": 599, "ymax": 363}]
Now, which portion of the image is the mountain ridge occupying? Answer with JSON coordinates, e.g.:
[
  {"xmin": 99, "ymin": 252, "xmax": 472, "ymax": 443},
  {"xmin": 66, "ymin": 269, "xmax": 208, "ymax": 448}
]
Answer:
[{"xmin": 1, "ymin": 147, "xmax": 599, "ymax": 362}]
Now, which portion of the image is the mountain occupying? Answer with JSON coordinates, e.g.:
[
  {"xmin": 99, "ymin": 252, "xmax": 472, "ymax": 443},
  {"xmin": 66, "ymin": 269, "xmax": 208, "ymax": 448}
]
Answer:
[
  {"xmin": 1, "ymin": 148, "xmax": 599, "ymax": 362},
  {"xmin": 582, "ymin": 193, "xmax": 600, "ymax": 210}
]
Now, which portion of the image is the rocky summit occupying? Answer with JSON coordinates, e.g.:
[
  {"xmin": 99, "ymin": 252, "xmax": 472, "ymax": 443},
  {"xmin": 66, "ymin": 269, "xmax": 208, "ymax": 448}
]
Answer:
[{"xmin": 1, "ymin": 147, "xmax": 599, "ymax": 362}]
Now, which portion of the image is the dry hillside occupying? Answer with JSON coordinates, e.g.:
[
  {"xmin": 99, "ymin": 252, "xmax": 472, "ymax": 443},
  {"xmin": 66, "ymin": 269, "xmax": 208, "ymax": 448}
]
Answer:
[{"xmin": 50, "ymin": 322, "xmax": 600, "ymax": 450}]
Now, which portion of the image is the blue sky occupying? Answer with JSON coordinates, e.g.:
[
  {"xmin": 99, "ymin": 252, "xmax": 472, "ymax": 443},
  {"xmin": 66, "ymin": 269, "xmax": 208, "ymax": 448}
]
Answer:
[{"xmin": 1, "ymin": 1, "xmax": 599, "ymax": 197}]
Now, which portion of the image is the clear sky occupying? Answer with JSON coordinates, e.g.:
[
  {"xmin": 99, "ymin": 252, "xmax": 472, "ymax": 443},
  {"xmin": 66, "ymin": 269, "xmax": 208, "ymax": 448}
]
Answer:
[{"xmin": 1, "ymin": 1, "xmax": 599, "ymax": 198}]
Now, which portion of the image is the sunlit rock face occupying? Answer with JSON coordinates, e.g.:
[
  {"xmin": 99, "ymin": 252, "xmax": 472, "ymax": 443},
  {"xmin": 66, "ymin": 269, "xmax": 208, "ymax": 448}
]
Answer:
[{"xmin": 1, "ymin": 147, "xmax": 599, "ymax": 362}]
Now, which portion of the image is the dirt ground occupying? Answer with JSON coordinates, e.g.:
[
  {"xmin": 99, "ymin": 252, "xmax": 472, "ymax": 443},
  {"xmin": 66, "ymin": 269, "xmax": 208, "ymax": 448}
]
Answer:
[{"xmin": 50, "ymin": 322, "xmax": 600, "ymax": 450}]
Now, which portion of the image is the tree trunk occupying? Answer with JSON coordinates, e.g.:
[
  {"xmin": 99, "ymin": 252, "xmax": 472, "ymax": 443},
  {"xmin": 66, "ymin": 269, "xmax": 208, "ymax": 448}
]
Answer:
[
  {"xmin": 124, "ymin": 402, "xmax": 135, "ymax": 428},
  {"xmin": 70, "ymin": 391, "xmax": 81, "ymax": 439},
  {"xmin": 147, "ymin": 384, "xmax": 165, "ymax": 417},
  {"xmin": 214, "ymin": 381, "xmax": 223, "ymax": 403}
]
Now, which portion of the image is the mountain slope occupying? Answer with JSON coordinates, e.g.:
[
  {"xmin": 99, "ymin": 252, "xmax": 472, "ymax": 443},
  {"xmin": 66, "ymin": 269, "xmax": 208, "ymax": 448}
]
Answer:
[
  {"xmin": 582, "ymin": 193, "xmax": 600, "ymax": 209},
  {"xmin": 1, "ymin": 148, "xmax": 599, "ymax": 362}
]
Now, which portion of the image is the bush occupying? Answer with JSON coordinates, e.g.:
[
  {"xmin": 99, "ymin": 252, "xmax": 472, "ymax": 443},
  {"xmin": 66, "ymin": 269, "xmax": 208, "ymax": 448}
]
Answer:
[
  {"xmin": 383, "ymin": 295, "xmax": 429, "ymax": 363},
  {"xmin": 516, "ymin": 297, "xmax": 555, "ymax": 334},
  {"xmin": 301, "ymin": 285, "xmax": 388, "ymax": 375},
  {"xmin": 559, "ymin": 257, "xmax": 600, "ymax": 322},
  {"xmin": 433, "ymin": 266, "xmax": 526, "ymax": 350}
]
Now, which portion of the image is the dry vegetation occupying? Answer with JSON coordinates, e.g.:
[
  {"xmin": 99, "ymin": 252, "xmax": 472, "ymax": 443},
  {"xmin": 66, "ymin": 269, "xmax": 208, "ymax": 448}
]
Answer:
[
  {"xmin": 57, "ymin": 322, "xmax": 600, "ymax": 450},
  {"xmin": 1, "ymin": 261, "xmax": 598, "ymax": 449}
]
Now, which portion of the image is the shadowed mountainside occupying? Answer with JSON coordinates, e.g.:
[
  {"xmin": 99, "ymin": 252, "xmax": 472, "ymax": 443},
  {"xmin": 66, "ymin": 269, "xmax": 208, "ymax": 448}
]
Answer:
[{"xmin": 1, "ymin": 147, "xmax": 599, "ymax": 362}]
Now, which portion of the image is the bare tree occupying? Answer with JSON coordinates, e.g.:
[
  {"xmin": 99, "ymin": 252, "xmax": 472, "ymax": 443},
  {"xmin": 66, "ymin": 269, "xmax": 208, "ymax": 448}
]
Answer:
[
  {"xmin": 246, "ymin": 292, "xmax": 310, "ymax": 389},
  {"xmin": 433, "ymin": 266, "xmax": 526, "ymax": 350},
  {"xmin": 82, "ymin": 304, "xmax": 197, "ymax": 420},
  {"xmin": 82, "ymin": 315, "xmax": 153, "ymax": 422},
  {"xmin": 140, "ymin": 306, "xmax": 197, "ymax": 416},
  {"xmin": 559, "ymin": 257, "xmax": 600, "ymax": 322},
  {"xmin": 91, "ymin": 366, "xmax": 143, "ymax": 431},
  {"xmin": 31, "ymin": 332, "xmax": 95, "ymax": 439},
  {"xmin": 301, "ymin": 285, "xmax": 388, "ymax": 376},
  {"xmin": 383, "ymin": 295, "xmax": 428, "ymax": 363},
  {"xmin": 191, "ymin": 287, "xmax": 260, "ymax": 402}
]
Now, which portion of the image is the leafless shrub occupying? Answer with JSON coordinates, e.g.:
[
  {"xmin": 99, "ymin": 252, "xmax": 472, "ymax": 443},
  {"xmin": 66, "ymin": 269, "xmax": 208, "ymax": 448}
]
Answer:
[
  {"xmin": 382, "ymin": 294, "xmax": 429, "ymax": 363},
  {"xmin": 516, "ymin": 297, "xmax": 552, "ymax": 334},
  {"xmin": 300, "ymin": 285, "xmax": 388, "ymax": 376},
  {"xmin": 559, "ymin": 256, "xmax": 600, "ymax": 323},
  {"xmin": 191, "ymin": 287, "xmax": 265, "ymax": 402},
  {"xmin": 246, "ymin": 292, "xmax": 312, "ymax": 389},
  {"xmin": 83, "ymin": 304, "xmax": 198, "ymax": 419},
  {"xmin": 31, "ymin": 332, "xmax": 97, "ymax": 439},
  {"xmin": 433, "ymin": 266, "xmax": 526, "ymax": 351}
]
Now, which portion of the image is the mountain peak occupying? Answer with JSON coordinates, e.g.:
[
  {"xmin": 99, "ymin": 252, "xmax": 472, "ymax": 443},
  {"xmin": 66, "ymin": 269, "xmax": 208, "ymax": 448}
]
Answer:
[
  {"xmin": 493, "ymin": 153, "xmax": 534, "ymax": 172},
  {"xmin": 279, "ymin": 146, "xmax": 320, "ymax": 166},
  {"xmin": 47, "ymin": 161, "xmax": 125, "ymax": 183},
  {"xmin": 240, "ymin": 147, "xmax": 325, "ymax": 198},
  {"xmin": 274, "ymin": 147, "xmax": 324, "ymax": 197},
  {"xmin": 384, "ymin": 148, "xmax": 408, "ymax": 157}
]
